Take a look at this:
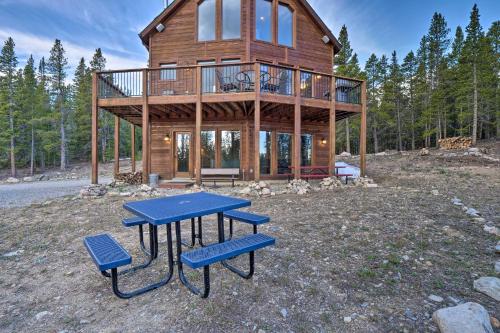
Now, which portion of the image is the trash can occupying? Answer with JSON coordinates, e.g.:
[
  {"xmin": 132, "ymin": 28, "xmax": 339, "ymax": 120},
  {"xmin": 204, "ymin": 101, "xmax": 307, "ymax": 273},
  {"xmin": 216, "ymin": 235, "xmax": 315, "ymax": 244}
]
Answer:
[{"xmin": 149, "ymin": 174, "xmax": 159, "ymax": 188}]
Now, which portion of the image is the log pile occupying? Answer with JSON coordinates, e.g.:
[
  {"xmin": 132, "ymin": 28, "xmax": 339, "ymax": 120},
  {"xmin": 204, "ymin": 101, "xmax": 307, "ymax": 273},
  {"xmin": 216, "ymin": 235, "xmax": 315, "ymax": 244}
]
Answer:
[
  {"xmin": 114, "ymin": 172, "xmax": 143, "ymax": 185},
  {"xmin": 438, "ymin": 137, "xmax": 473, "ymax": 150}
]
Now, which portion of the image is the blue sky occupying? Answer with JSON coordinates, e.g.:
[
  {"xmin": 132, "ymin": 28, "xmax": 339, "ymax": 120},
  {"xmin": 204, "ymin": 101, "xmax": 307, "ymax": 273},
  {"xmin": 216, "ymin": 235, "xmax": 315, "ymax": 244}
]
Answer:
[{"xmin": 0, "ymin": 0, "xmax": 499, "ymax": 76}]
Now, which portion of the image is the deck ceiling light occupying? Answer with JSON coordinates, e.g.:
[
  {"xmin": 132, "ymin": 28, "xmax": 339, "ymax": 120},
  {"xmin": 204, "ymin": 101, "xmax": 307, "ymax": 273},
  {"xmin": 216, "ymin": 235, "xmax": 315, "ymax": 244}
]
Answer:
[
  {"xmin": 156, "ymin": 23, "xmax": 165, "ymax": 32},
  {"xmin": 322, "ymin": 35, "xmax": 330, "ymax": 44}
]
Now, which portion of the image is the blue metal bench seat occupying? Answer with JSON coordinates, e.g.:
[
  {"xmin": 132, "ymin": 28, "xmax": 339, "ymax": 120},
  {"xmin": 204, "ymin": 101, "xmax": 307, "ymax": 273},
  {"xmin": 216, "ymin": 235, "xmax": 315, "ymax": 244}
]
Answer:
[
  {"xmin": 84, "ymin": 232, "xmax": 175, "ymax": 299},
  {"xmin": 179, "ymin": 233, "xmax": 275, "ymax": 298},
  {"xmin": 223, "ymin": 210, "xmax": 270, "ymax": 240},
  {"xmin": 84, "ymin": 234, "xmax": 132, "ymax": 272},
  {"xmin": 181, "ymin": 233, "xmax": 275, "ymax": 269},
  {"xmin": 122, "ymin": 216, "xmax": 147, "ymax": 227}
]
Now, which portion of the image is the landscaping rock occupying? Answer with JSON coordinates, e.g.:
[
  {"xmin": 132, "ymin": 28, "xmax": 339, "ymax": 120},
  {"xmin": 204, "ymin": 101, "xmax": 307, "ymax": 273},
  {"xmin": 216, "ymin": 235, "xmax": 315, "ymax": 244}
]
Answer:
[
  {"xmin": 22, "ymin": 176, "xmax": 34, "ymax": 182},
  {"xmin": 239, "ymin": 181, "xmax": 272, "ymax": 197},
  {"xmin": 432, "ymin": 302, "xmax": 494, "ymax": 333},
  {"xmin": 6, "ymin": 177, "xmax": 19, "ymax": 184},
  {"xmin": 473, "ymin": 277, "xmax": 500, "ymax": 301},
  {"xmin": 286, "ymin": 179, "xmax": 312, "ymax": 195},
  {"xmin": 79, "ymin": 185, "xmax": 107, "ymax": 198},
  {"xmin": 451, "ymin": 197, "xmax": 463, "ymax": 206},
  {"xmin": 496, "ymin": 242, "xmax": 500, "ymax": 254},
  {"xmin": 35, "ymin": 311, "xmax": 52, "ymax": 321},
  {"xmin": 428, "ymin": 294, "xmax": 444, "ymax": 303},
  {"xmin": 465, "ymin": 208, "xmax": 480, "ymax": 217},
  {"xmin": 495, "ymin": 261, "xmax": 500, "ymax": 274},
  {"xmin": 484, "ymin": 225, "xmax": 500, "ymax": 236},
  {"xmin": 353, "ymin": 176, "xmax": 377, "ymax": 188},
  {"xmin": 340, "ymin": 151, "xmax": 352, "ymax": 158},
  {"xmin": 419, "ymin": 148, "xmax": 430, "ymax": 156},
  {"xmin": 319, "ymin": 177, "xmax": 343, "ymax": 190}
]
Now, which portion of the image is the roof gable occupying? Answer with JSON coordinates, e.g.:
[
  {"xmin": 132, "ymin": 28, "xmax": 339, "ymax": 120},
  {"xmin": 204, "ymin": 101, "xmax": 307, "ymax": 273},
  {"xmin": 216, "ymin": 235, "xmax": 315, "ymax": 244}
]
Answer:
[{"xmin": 139, "ymin": 0, "xmax": 342, "ymax": 53}]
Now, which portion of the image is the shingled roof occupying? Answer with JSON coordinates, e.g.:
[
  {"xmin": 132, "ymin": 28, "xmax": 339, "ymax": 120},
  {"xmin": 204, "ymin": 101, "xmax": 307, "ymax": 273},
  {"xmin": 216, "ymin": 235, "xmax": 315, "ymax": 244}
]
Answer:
[{"xmin": 139, "ymin": 0, "xmax": 342, "ymax": 53}]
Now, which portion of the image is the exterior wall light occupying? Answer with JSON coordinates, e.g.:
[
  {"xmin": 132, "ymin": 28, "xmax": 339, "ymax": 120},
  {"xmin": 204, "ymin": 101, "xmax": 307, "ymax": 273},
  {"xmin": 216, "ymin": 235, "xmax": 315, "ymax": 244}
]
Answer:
[
  {"xmin": 164, "ymin": 134, "xmax": 171, "ymax": 143},
  {"xmin": 321, "ymin": 137, "xmax": 327, "ymax": 145}
]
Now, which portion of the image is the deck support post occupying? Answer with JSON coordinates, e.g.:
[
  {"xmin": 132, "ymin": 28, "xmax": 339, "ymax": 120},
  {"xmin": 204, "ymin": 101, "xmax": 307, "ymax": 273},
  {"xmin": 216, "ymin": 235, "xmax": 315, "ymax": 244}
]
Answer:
[
  {"xmin": 142, "ymin": 69, "xmax": 150, "ymax": 184},
  {"xmin": 91, "ymin": 72, "xmax": 99, "ymax": 184},
  {"xmin": 195, "ymin": 66, "xmax": 202, "ymax": 185},
  {"xmin": 360, "ymin": 80, "xmax": 367, "ymax": 177},
  {"xmin": 131, "ymin": 124, "xmax": 136, "ymax": 173},
  {"xmin": 293, "ymin": 69, "xmax": 301, "ymax": 180},
  {"xmin": 329, "ymin": 77, "xmax": 336, "ymax": 176},
  {"xmin": 254, "ymin": 63, "xmax": 261, "ymax": 181},
  {"xmin": 114, "ymin": 116, "xmax": 120, "ymax": 176}
]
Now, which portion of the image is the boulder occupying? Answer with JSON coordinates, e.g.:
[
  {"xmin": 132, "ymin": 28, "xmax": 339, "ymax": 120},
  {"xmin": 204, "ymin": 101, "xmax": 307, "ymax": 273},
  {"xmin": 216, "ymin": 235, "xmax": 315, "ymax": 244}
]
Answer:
[
  {"xmin": 484, "ymin": 225, "xmax": 500, "ymax": 236},
  {"xmin": 286, "ymin": 179, "xmax": 312, "ymax": 195},
  {"xmin": 6, "ymin": 177, "xmax": 19, "ymax": 184},
  {"xmin": 340, "ymin": 151, "xmax": 352, "ymax": 157},
  {"xmin": 465, "ymin": 208, "xmax": 480, "ymax": 217},
  {"xmin": 496, "ymin": 242, "xmax": 500, "ymax": 254},
  {"xmin": 473, "ymin": 277, "xmax": 500, "ymax": 301},
  {"xmin": 432, "ymin": 302, "xmax": 494, "ymax": 333},
  {"xmin": 495, "ymin": 261, "xmax": 500, "ymax": 274},
  {"xmin": 79, "ymin": 185, "xmax": 107, "ymax": 198},
  {"xmin": 23, "ymin": 176, "xmax": 34, "ymax": 182},
  {"xmin": 419, "ymin": 148, "xmax": 430, "ymax": 156}
]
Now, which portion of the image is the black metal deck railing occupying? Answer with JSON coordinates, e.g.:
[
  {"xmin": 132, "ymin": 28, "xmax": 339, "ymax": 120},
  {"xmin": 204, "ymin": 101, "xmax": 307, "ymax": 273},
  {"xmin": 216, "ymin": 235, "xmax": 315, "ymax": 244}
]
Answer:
[{"xmin": 96, "ymin": 63, "xmax": 363, "ymax": 105}]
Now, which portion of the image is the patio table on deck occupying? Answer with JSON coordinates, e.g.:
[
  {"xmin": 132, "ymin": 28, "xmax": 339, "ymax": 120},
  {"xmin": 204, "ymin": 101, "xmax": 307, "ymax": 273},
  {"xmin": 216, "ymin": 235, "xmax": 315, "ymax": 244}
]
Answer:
[{"xmin": 122, "ymin": 192, "xmax": 251, "ymax": 295}]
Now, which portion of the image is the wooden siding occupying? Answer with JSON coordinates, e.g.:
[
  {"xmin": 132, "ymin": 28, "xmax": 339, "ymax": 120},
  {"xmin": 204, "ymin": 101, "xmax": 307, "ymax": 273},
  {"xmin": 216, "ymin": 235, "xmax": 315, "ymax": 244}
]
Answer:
[
  {"xmin": 149, "ymin": 0, "xmax": 333, "ymax": 73},
  {"xmin": 150, "ymin": 116, "xmax": 330, "ymax": 180}
]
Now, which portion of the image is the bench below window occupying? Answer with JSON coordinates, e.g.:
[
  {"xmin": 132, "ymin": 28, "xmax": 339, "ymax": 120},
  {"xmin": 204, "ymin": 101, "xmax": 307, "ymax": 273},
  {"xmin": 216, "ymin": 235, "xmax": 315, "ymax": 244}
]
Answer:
[{"xmin": 201, "ymin": 168, "xmax": 240, "ymax": 187}]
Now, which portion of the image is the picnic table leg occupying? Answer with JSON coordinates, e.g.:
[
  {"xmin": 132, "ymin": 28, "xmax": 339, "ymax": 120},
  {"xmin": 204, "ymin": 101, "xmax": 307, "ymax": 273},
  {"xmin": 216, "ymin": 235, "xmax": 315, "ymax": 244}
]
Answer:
[
  {"xmin": 175, "ymin": 221, "xmax": 210, "ymax": 298},
  {"xmin": 197, "ymin": 217, "xmax": 205, "ymax": 247},
  {"xmin": 217, "ymin": 213, "xmax": 225, "ymax": 243},
  {"xmin": 138, "ymin": 224, "xmax": 150, "ymax": 256},
  {"xmin": 109, "ymin": 223, "xmax": 175, "ymax": 299},
  {"xmin": 221, "ymin": 251, "xmax": 255, "ymax": 280}
]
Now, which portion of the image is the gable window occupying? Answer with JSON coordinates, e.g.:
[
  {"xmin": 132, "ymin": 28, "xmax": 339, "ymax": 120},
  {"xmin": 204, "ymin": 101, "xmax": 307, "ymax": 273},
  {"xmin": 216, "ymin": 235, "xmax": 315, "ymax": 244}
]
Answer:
[
  {"xmin": 160, "ymin": 63, "xmax": 177, "ymax": 80},
  {"xmin": 256, "ymin": 0, "xmax": 272, "ymax": 43},
  {"xmin": 278, "ymin": 3, "xmax": 293, "ymax": 47},
  {"xmin": 222, "ymin": 0, "xmax": 241, "ymax": 39},
  {"xmin": 198, "ymin": 0, "xmax": 216, "ymax": 41}
]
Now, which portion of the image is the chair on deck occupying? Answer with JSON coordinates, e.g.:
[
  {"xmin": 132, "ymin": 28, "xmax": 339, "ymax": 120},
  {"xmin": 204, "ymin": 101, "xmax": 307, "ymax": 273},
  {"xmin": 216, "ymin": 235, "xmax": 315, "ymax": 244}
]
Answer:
[{"xmin": 216, "ymin": 70, "xmax": 239, "ymax": 92}]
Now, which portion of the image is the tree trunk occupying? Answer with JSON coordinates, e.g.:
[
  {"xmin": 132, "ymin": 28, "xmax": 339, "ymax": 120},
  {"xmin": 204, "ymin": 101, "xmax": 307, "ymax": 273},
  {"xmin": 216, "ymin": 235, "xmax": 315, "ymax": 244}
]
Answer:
[
  {"xmin": 396, "ymin": 105, "xmax": 402, "ymax": 151},
  {"xmin": 411, "ymin": 109, "xmax": 415, "ymax": 151},
  {"xmin": 373, "ymin": 122, "xmax": 379, "ymax": 154},
  {"xmin": 472, "ymin": 63, "xmax": 478, "ymax": 145},
  {"xmin": 60, "ymin": 106, "xmax": 67, "ymax": 171},
  {"xmin": 345, "ymin": 119, "xmax": 351, "ymax": 154},
  {"xmin": 9, "ymin": 108, "xmax": 16, "ymax": 177},
  {"xmin": 40, "ymin": 150, "xmax": 45, "ymax": 172},
  {"xmin": 30, "ymin": 125, "xmax": 35, "ymax": 176}
]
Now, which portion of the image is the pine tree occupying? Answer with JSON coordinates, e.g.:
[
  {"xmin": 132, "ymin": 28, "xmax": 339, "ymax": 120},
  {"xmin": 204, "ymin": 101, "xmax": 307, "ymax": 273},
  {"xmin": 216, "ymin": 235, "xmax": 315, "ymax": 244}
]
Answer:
[
  {"xmin": 70, "ymin": 57, "xmax": 92, "ymax": 161},
  {"xmin": 35, "ymin": 57, "xmax": 52, "ymax": 171},
  {"xmin": 402, "ymin": 51, "xmax": 418, "ymax": 150},
  {"xmin": 21, "ymin": 56, "xmax": 38, "ymax": 175},
  {"xmin": 48, "ymin": 39, "xmax": 69, "ymax": 170},
  {"xmin": 364, "ymin": 54, "xmax": 380, "ymax": 152},
  {"xmin": 89, "ymin": 48, "xmax": 111, "ymax": 162},
  {"xmin": 335, "ymin": 25, "xmax": 352, "ymax": 75},
  {"xmin": 462, "ymin": 4, "xmax": 483, "ymax": 144},
  {"xmin": 0, "ymin": 38, "xmax": 18, "ymax": 177},
  {"xmin": 486, "ymin": 21, "xmax": 499, "ymax": 137}
]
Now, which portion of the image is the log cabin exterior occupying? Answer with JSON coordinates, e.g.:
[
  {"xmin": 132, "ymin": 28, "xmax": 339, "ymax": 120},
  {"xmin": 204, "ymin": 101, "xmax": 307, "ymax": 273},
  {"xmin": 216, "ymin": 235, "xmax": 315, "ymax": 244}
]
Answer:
[{"xmin": 91, "ymin": 0, "xmax": 367, "ymax": 184}]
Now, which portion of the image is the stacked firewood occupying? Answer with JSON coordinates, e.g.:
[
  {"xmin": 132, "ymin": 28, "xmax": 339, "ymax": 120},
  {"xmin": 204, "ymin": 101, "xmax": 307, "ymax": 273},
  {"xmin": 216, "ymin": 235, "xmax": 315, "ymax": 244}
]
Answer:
[
  {"xmin": 438, "ymin": 137, "xmax": 473, "ymax": 150},
  {"xmin": 114, "ymin": 172, "xmax": 143, "ymax": 185}
]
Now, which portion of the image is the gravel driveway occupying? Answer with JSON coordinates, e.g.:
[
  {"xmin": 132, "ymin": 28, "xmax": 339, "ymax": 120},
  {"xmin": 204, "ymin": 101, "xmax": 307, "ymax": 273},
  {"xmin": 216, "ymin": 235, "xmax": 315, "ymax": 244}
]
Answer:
[{"xmin": 0, "ymin": 178, "xmax": 112, "ymax": 209}]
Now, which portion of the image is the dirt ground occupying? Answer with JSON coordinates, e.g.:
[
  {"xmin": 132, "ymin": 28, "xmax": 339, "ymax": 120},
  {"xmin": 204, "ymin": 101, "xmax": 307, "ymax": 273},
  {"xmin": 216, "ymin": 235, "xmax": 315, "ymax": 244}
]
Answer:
[{"xmin": 0, "ymin": 142, "xmax": 499, "ymax": 332}]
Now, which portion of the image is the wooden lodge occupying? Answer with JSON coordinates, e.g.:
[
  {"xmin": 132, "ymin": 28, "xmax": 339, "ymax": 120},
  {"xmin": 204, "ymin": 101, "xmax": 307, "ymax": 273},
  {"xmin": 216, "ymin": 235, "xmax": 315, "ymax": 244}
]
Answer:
[{"xmin": 91, "ymin": 0, "xmax": 367, "ymax": 185}]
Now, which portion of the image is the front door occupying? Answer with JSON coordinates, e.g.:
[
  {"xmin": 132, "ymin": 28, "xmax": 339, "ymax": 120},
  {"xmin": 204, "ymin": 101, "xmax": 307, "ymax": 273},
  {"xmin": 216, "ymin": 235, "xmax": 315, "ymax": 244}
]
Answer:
[{"xmin": 174, "ymin": 132, "xmax": 191, "ymax": 178}]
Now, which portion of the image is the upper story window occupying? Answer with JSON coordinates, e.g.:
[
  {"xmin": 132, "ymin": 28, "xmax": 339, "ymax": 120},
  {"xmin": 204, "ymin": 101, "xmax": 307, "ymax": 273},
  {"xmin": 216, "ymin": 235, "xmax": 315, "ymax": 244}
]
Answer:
[
  {"xmin": 256, "ymin": 0, "xmax": 272, "ymax": 43},
  {"xmin": 278, "ymin": 3, "xmax": 293, "ymax": 47},
  {"xmin": 222, "ymin": 0, "xmax": 241, "ymax": 39},
  {"xmin": 198, "ymin": 0, "xmax": 216, "ymax": 41},
  {"xmin": 160, "ymin": 63, "xmax": 177, "ymax": 80}
]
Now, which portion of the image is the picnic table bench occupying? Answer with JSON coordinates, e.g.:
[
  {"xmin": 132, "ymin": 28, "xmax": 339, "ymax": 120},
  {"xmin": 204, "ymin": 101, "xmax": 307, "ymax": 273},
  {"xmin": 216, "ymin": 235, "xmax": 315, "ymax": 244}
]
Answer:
[
  {"xmin": 201, "ymin": 168, "xmax": 240, "ymax": 187},
  {"xmin": 286, "ymin": 165, "xmax": 352, "ymax": 183}
]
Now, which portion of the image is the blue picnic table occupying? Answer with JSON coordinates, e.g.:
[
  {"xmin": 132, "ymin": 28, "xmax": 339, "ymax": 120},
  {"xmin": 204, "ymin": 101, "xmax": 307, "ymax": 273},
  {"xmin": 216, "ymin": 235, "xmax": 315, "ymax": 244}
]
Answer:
[{"xmin": 83, "ymin": 192, "xmax": 275, "ymax": 299}]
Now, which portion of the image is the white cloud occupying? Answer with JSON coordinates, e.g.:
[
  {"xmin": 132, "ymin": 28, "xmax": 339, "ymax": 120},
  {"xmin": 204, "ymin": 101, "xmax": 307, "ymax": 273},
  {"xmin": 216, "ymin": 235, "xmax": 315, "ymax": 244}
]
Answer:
[{"xmin": 0, "ymin": 27, "xmax": 146, "ymax": 73}]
